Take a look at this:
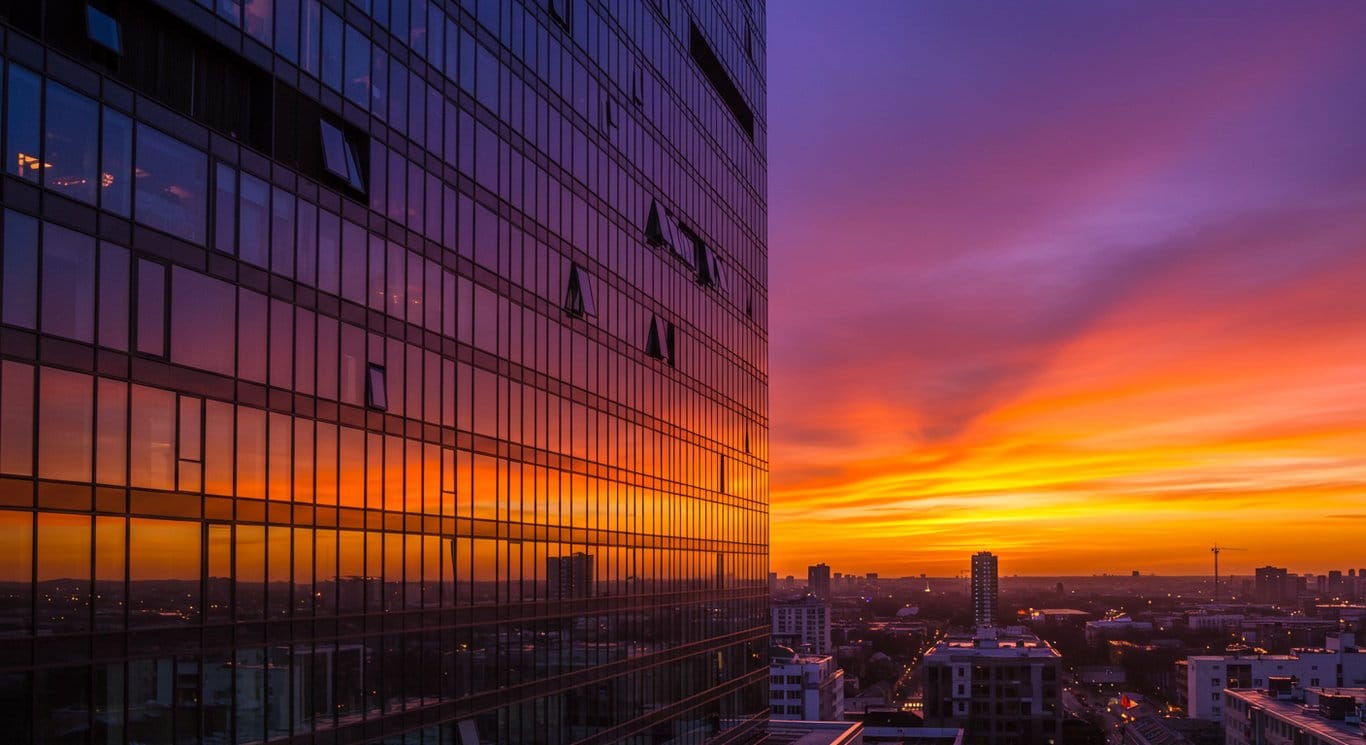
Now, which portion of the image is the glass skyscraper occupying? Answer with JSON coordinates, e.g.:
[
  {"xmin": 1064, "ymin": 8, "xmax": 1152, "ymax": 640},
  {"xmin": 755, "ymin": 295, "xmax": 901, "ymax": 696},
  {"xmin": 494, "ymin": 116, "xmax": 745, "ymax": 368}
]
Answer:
[{"xmin": 0, "ymin": 0, "xmax": 767, "ymax": 741}]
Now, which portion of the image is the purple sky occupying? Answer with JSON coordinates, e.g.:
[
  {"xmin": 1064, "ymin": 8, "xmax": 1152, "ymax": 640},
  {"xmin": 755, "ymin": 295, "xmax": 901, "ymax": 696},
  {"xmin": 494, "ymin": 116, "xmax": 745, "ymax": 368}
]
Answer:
[{"xmin": 765, "ymin": 2, "xmax": 1366, "ymax": 575}]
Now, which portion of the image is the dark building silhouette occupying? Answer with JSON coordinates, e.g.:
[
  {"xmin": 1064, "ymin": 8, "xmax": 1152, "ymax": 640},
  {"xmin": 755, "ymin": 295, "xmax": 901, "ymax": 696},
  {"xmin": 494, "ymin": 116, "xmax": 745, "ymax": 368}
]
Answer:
[
  {"xmin": 807, "ymin": 562, "xmax": 831, "ymax": 601},
  {"xmin": 1256, "ymin": 565, "xmax": 1294, "ymax": 604},
  {"xmin": 0, "ymin": 0, "xmax": 768, "ymax": 741},
  {"xmin": 972, "ymin": 551, "xmax": 998, "ymax": 628},
  {"xmin": 547, "ymin": 552, "xmax": 594, "ymax": 600}
]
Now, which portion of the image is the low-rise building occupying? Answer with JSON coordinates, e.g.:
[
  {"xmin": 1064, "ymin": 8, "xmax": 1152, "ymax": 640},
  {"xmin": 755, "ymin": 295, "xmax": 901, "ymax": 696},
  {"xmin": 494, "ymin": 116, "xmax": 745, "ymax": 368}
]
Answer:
[
  {"xmin": 1224, "ymin": 686, "xmax": 1365, "ymax": 745},
  {"xmin": 922, "ymin": 628, "xmax": 1063, "ymax": 745},
  {"xmin": 1184, "ymin": 633, "xmax": 1366, "ymax": 721},
  {"xmin": 770, "ymin": 649, "xmax": 846, "ymax": 722},
  {"xmin": 773, "ymin": 595, "xmax": 834, "ymax": 654}
]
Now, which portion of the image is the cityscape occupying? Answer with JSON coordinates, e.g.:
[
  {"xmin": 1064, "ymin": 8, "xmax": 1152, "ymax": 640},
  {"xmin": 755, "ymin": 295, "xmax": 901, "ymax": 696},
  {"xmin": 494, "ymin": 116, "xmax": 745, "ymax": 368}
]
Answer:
[{"xmin": 0, "ymin": 1, "xmax": 1363, "ymax": 745}]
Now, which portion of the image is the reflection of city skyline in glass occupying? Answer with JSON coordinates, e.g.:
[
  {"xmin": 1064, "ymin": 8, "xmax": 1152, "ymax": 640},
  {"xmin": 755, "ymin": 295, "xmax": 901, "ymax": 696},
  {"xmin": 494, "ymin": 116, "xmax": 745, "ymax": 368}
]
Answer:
[{"xmin": 0, "ymin": 0, "xmax": 767, "ymax": 740}]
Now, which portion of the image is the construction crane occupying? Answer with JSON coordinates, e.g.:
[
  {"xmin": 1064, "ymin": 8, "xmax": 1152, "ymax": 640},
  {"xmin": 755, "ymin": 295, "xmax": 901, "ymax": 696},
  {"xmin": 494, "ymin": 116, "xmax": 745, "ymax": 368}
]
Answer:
[{"xmin": 1211, "ymin": 544, "xmax": 1247, "ymax": 603}]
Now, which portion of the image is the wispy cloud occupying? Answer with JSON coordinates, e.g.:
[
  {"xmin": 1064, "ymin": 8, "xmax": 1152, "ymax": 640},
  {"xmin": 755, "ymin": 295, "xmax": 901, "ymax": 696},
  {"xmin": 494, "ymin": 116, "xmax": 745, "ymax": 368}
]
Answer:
[{"xmin": 767, "ymin": 1, "xmax": 1366, "ymax": 576}]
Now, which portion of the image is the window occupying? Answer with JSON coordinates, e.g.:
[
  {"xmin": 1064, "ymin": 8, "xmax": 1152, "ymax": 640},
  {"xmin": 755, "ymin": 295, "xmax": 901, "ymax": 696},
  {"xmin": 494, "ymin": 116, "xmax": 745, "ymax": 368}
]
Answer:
[
  {"xmin": 645, "ymin": 199, "xmax": 667, "ymax": 247},
  {"xmin": 87, "ymin": 4, "xmax": 123, "ymax": 53},
  {"xmin": 136, "ymin": 260, "xmax": 167, "ymax": 356},
  {"xmin": 44, "ymin": 81, "xmax": 100, "ymax": 205},
  {"xmin": 563, "ymin": 263, "xmax": 597, "ymax": 318},
  {"xmin": 646, "ymin": 314, "xmax": 674, "ymax": 366},
  {"xmin": 319, "ymin": 120, "xmax": 365, "ymax": 192},
  {"xmin": 689, "ymin": 21, "xmax": 755, "ymax": 140},
  {"xmin": 549, "ymin": 0, "xmax": 570, "ymax": 30},
  {"xmin": 101, "ymin": 109, "xmax": 133, "ymax": 216},
  {"xmin": 602, "ymin": 98, "xmax": 618, "ymax": 130},
  {"xmin": 171, "ymin": 267, "xmax": 237, "ymax": 376},
  {"xmin": 673, "ymin": 222, "xmax": 698, "ymax": 268},
  {"xmin": 41, "ymin": 223, "xmax": 97, "ymax": 342},
  {"xmin": 134, "ymin": 125, "xmax": 207, "ymax": 245},
  {"xmin": 366, "ymin": 364, "xmax": 388, "ymax": 410},
  {"xmin": 6, "ymin": 64, "xmax": 42, "ymax": 183},
  {"xmin": 695, "ymin": 242, "xmax": 728, "ymax": 292}
]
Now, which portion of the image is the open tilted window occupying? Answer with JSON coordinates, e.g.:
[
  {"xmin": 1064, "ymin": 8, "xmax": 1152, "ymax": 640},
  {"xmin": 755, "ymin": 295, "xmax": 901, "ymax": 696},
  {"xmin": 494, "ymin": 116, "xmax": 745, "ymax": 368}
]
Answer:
[
  {"xmin": 646, "ymin": 314, "xmax": 674, "ymax": 366},
  {"xmin": 87, "ymin": 5, "xmax": 122, "ymax": 54},
  {"xmin": 366, "ymin": 364, "xmax": 388, "ymax": 411},
  {"xmin": 320, "ymin": 119, "xmax": 366, "ymax": 193},
  {"xmin": 645, "ymin": 199, "xmax": 668, "ymax": 247},
  {"xmin": 564, "ymin": 263, "xmax": 598, "ymax": 318}
]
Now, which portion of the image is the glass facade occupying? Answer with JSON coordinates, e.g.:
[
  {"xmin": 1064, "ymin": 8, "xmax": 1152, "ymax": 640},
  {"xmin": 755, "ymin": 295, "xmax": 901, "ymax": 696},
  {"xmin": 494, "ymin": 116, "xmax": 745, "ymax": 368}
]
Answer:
[{"xmin": 0, "ymin": 0, "xmax": 767, "ymax": 742}]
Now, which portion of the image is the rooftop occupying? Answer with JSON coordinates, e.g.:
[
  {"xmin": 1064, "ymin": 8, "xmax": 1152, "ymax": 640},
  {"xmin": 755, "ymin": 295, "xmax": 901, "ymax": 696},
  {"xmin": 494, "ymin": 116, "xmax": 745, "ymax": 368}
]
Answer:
[
  {"xmin": 923, "ymin": 631, "xmax": 1061, "ymax": 660},
  {"xmin": 1225, "ymin": 688, "xmax": 1366, "ymax": 745}
]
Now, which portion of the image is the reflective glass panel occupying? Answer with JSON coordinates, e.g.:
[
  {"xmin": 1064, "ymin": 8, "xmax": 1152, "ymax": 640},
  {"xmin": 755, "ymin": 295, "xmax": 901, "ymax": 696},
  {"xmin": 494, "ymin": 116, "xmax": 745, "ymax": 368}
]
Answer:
[
  {"xmin": 37, "ymin": 367, "xmax": 93, "ymax": 481},
  {"xmin": 133, "ymin": 126, "xmax": 207, "ymax": 244},
  {"xmin": 40, "ymin": 222, "xmax": 96, "ymax": 342},
  {"xmin": 43, "ymin": 81, "xmax": 99, "ymax": 204},
  {"xmin": 100, "ymin": 108, "xmax": 133, "ymax": 216},
  {"xmin": 171, "ymin": 267, "xmax": 237, "ymax": 376},
  {"xmin": 2, "ymin": 210, "xmax": 38, "ymax": 328},
  {"xmin": 5, "ymin": 65, "xmax": 41, "ymax": 182}
]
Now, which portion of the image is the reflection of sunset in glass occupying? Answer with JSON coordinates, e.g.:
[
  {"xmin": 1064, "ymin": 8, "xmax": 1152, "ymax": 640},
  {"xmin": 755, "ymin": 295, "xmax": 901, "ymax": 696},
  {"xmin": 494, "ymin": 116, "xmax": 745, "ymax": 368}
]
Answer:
[{"xmin": 768, "ymin": 2, "xmax": 1366, "ymax": 576}]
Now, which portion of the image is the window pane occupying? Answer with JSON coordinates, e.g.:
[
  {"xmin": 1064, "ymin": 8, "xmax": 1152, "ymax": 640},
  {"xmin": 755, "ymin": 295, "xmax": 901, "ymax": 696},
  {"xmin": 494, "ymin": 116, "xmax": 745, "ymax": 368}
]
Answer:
[
  {"xmin": 275, "ymin": 0, "xmax": 299, "ymax": 63},
  {"xmin": 300, "ymin": 0, "xmax": 322, "ymax": 77},
  {"xmin": 94, "ymin": 516, "xmax": 126, "ymax": 632},
  {"xmin": 129, "ymin": 385, "xmax": 175, "ymax": 490},
  {"xmin": 38, "ymin": 368, "xmax": 93, "ymax": 481},
  {"xmin": 40, "ymin": 223, "xmax": 97, "ymax": 342},
  {"xmin": 238, "ymin": 172, "xmax": 270, "ymax": 267},
  {"xmin": 344, "ymin": 23, "xmax": 369, "ymax": 106},
  {"xmin": 134, "ymin": 126, "xmax": 207, "ymax": 244},
  {"xmin": 237, "ymin": 407, "xmax": 266, "ymax": 498},
  {"xmin": 320, "ymin": 121, "xmax": 348, "ymax": 179},
  {"xmin": 129, "ymin": 518, "xmax": 200, "ymax": 626},
  {"xmin": 96, "ymin": 379, "xmax": 127, "ymax": 486},
  {"xmin": 2, "ymin": 210, "xmax": 39, "ymax": 328},
  {"xmin": 43, "ymin": 81, "xmax": 99, "ymax": 203},
  {"xmin": 5, "ymin": 64, "xmax": 41, "ymax": 182},
  {"xmin": 37, "ymin": 513, "xmax": 90, "ymax": 634},
  {"xmin": 0, "ymin": 510, "xmax": 33, "ymax": 637},
  {"xmin": 238, "ymin": 289, "xmax": 268, "ymax": 383},
  {"xmin": 136, "ymin": 260, "xmax": 166, "ymax": 356},
  {"xmin": 171, "ymin": 267, "xmax": 237, "ymax": 376},
  {"xmin": 98, "ymin": 242, "xmax": 130, "ymax": 350},
  {"xmin": 295, "ymin": 199, "xmax": 317, "ymax": 286},
  {"xmin": 270, "ymin": 186, "xmax": 295, "ymax": 276},
  {"xmin": 204, "ymin": 401, "xmax": 234, "ymax": 496},
  {"xmin": 244, "ymin": 0, "xmax": 273, "ymax": 46},
  {"xmin": 318, "ymin": 208, "xmax": 339, "ymax": 295},
  {"xmin": 321, "ymin": 8, "xmax": 342, "ymax": 91},
  {"xmin": 100, "ymin": 109, "xmax": 133, "ymax": 216},
  {"xmin": 0, "ymin": 362, "xmax": 35, "ymax": 476},
  {"xmin": 214, "ymin": 162, "xmax": 237, "ymax": 253}
]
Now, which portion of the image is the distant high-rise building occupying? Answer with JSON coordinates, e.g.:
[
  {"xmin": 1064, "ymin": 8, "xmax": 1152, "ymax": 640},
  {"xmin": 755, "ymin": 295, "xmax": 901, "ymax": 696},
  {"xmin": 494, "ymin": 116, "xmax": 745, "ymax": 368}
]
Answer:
[
  {"xmin": 772, "ymin": 595, "xmax": 833, "ymax": 654},
  {"xmin": 971, "ymin": 552, "xmax": 999, "ymax": 628},
  {"xmin": 808, "ymin": 563, "xmax": 832, "ymax": 601},
  {"xmin": 547, "ymin": 552, "xmax": 595, "ymax": 600},
  {"xmin": 1328, "ymin": 570, "xmax": 1346, "ymax": 597},
  {"xmin": 1256, "ymin": 566, "xmax": 1294, "ymax": 604}
]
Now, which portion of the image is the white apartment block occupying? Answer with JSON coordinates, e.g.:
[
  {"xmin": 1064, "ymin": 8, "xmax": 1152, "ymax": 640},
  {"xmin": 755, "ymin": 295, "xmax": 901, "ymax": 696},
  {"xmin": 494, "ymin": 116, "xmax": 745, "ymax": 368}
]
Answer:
[
  {"xmin": 1185, "ymin": 633, "xmax": 1366, "ymax": 720},
  {"xmin": 769, "ymin": 652, "xmax": 845, "ymax": 722},
  {"xmin": 772, "ymin": 596, "xmax": 833, "ymax": 654}
]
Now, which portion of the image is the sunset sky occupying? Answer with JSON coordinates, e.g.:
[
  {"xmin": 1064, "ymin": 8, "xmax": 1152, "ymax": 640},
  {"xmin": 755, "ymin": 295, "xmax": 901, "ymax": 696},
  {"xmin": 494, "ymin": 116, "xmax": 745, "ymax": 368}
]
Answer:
[{"xmin": 767, "ymin": 2, "xmax": 1366, "ymax": 577}]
